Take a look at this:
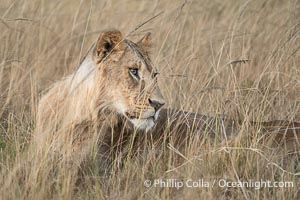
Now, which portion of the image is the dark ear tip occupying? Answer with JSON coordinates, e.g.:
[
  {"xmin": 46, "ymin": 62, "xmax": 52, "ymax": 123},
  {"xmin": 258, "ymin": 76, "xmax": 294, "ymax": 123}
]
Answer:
[
  {"xmin": 143, "ymin": 32, "xmax": 152, "ymax": 40},
  {"xmin": 138, "ymin": 32, "xmax": 152, "ymax": 50},
  {"xmin": 102, "ymin": 29, "xmax": 122, "ymax": 37}
]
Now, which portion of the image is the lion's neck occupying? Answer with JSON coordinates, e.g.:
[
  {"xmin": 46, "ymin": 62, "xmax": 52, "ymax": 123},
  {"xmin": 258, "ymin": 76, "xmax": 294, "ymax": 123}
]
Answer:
[
  {"xmin": 62, "ymin": 56, "xmax": 103, "ymax": 123},
  {"xmin": 66, "ymin": 56, "xmax": 121, "ymax": 127},
  {"xmin": 71, "ymin": 55, "xmax": 97, "ymax": 91}
]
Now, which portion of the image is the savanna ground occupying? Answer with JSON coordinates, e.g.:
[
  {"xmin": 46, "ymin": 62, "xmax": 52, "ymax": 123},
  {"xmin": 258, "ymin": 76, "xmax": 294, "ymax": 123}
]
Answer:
[{"xmin": 0, "ymin": 0, "xmax": 300, "ymax": 199}]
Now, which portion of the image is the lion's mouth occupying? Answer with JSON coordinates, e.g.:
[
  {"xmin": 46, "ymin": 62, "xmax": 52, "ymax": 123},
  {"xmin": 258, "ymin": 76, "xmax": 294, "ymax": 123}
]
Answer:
[
  {"xmin": 124, "ymin": 110, "xmax": 161, "ymax": 131},
  {"xmin": 125, "ymin": 112, "xmax": 157, "ymax": 121}
]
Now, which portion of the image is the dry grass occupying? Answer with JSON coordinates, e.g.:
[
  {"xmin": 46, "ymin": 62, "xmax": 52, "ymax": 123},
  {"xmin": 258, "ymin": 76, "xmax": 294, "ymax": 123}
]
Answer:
[{"xmin": 0, "ymin": 0, "xmax": 300, "ymax": 199}]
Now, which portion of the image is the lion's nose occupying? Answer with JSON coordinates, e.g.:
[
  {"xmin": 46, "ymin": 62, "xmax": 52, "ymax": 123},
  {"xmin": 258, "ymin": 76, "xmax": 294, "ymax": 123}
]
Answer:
[{"xmin": 148, "ymin": 98, "xmax": 165, "ymax": 112}]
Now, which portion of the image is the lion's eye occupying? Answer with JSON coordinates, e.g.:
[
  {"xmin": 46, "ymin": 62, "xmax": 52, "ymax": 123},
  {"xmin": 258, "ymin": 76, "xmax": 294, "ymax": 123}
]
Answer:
[
  {"xmin": 153, "ymin": 72, "xmax": 159, "ymax": 78},
  {"xmin": 129, "ymin": 68, "xmax": 139, "ymax": 79}
]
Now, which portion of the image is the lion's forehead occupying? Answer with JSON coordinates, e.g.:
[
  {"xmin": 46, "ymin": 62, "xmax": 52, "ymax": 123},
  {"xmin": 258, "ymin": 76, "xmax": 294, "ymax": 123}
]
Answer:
[{"xmin": 124, "ymin": 39, "xmax": 154, "ymax": 73}]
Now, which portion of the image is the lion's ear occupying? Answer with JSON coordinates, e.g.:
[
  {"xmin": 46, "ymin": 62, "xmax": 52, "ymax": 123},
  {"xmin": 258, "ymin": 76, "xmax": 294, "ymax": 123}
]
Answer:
[
  {"xmin": 93, "ymin": 30, "xmax": 123, "ymax": 63},
  {"xmin": 138, "ymin": 32, "xmax": 152, "ymax": 51}
]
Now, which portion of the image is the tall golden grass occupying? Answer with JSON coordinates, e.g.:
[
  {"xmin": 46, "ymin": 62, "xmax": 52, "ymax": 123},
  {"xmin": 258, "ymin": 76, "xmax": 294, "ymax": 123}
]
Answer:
[{"xmin": 0, "ymin": 0, "xmax": 299, "ymax": 199}]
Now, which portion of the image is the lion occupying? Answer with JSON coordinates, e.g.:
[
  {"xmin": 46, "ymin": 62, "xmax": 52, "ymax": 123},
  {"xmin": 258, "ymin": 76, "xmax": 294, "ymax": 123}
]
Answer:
[
  {"xmin": 37, "ymin": 30, "xmax": 164, "ymax": 131},
  {"xmin": 35, "ymin": 29, "xmax": 168, "ymax": 167},
  {"xmin": 36, "ymin": 29, "xmax": 300, "ymax": 171},
  {"xmin": 1, "ymin": 29, "xmax": 298, "ymax": 197},
  {"xmin": 2, "ymin": 29, "xmax": 299, "ymax": 200}
]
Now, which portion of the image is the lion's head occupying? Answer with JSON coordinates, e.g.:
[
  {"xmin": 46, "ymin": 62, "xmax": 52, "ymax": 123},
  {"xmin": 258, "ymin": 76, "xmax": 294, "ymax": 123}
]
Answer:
[{"xmin": 91, "ymin": 30, "xmax": 165, "ymax": 131}]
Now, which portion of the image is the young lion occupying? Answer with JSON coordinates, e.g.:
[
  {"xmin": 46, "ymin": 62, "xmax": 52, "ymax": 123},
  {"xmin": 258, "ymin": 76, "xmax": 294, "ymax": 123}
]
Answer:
[
  {"xmin": 36, "ymin": 30, "xmax": 169, "ymax": 166},
  {"xmin": 3, "ymin": 29, "xmax": 299, "ymax": 199},
  {"xmin": 36, "ymin": 29, "xmax": 300, "ymax": 170}
]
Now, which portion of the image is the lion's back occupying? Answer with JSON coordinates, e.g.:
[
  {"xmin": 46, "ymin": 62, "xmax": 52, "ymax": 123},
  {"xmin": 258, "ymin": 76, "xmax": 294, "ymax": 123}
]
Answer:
[{"xmin": 36, "ymin": 78, "xmax": 71, "ymax": 133}]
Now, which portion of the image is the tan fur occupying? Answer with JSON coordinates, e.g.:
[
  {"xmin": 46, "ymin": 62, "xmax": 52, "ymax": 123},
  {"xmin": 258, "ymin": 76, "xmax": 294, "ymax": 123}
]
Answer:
[
  {"xmin": 36, "ymin": 30, "xmax": 165, "ymax": 165},
  {"xmin": 36, "ymin": 29, "xmax": 300, "ymax": 170}
]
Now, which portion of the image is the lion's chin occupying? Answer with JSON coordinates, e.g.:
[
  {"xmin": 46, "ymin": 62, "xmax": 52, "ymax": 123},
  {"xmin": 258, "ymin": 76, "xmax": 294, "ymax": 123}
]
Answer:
[{"xmin": 130, "ymin": 118, "xmax": 155, "ymax": 132}]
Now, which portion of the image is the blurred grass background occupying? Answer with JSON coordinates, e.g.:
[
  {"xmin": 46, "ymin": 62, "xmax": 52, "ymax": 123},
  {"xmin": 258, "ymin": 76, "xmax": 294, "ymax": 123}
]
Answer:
[{"xmin": 0, "ymin": 0, "xmax": 299, "ymax": 199}]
